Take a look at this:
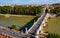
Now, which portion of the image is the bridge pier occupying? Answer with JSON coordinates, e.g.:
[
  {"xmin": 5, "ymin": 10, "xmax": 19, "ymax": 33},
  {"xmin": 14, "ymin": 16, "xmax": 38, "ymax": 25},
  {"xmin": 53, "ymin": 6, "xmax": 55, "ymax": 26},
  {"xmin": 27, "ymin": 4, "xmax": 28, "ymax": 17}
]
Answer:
[{"xmin": 35, "ymin": 35, "xmax": 39, "ymax": 38}]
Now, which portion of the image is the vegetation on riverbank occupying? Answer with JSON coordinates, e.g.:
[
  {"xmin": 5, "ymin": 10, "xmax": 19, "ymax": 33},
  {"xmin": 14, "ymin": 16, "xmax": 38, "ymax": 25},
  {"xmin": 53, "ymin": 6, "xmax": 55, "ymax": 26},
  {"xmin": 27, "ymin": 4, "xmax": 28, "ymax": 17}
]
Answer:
[
  {"xmin": 0, "ymin": 5, "xmax": 42, "ymax": 15},
  {"xmin": 46, "ymin": 32, "xmax": 60, "ymax": 38},
  {"xmin": 50, "ymin": 6, "xmax": 60, "ymax": 14}
]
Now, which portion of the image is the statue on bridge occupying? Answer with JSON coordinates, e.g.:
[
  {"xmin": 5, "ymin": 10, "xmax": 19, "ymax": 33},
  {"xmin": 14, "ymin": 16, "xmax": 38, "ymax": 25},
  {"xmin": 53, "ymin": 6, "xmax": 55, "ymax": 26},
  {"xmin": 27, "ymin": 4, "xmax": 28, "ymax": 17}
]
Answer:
[{"xmin": 45, "ymin": 8, "xmax": 48, "ymax": 13}]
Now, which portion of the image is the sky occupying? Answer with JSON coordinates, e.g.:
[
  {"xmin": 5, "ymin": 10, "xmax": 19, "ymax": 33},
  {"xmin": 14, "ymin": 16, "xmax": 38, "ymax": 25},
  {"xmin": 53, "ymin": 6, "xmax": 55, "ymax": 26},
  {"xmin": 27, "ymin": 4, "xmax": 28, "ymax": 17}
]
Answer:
[{"xmin": 0, "ymin": 0, "xmax": 60, "ymax": 5}]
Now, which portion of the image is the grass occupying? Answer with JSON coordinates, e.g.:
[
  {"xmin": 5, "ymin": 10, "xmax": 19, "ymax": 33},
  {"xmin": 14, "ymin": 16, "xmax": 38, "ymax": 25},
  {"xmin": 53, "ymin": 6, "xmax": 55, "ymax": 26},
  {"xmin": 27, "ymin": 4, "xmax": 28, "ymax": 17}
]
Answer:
[
  {"xmin": 0, "ymin": 15, "xmax": 35, "ymax": 29},
  {"xmin": 44, "ymin": 17, "xmax": 60, "ymax": 35}
]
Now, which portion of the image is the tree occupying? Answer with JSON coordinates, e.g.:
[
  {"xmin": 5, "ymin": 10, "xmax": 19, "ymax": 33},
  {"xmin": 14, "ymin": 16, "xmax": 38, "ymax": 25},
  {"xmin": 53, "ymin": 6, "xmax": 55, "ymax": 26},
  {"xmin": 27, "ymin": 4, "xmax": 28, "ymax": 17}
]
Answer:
[
  {"xmin": 1, "ymin": 6, "xmax": 12, "ymax": 14},
  {"xmin": 0, "ymin": 6, "xmax": 2, "ymax": 13},
  {"xmin": 0, "ymin": 5, "xmax": 43, "ymax": 15},
  {"xmin": 11, "ymin": 25, "xmax": 17, "ymax": 29},
  {"xmin": 50, "ymin": 7, "xmax": 60, "ymax": 14}
]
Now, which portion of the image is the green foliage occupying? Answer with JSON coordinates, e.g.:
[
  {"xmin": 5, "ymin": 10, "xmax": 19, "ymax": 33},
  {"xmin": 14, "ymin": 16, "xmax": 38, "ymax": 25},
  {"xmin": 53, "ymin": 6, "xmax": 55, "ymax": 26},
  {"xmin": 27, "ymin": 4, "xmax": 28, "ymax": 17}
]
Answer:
[
  {"xmin": 1, "ymin": 6, "xmax": 12, "ymax": 14},
  {"xmin": 50, "ymin": 8, "xmax": 60, "ymax": 14},
  {"xmin": 48, "ymin": 17, "xmax": 51, "ymax": 19},
  {"xmin": 0, "ymin": 6, "xmax": 2, "ymax": 13},
  {"xmin": 0, "ymin": 5, "xmax": 42, "ymax": 15},
  {"xmin": 47, "ymin": 33, "xmax": 60, "ymax": 38},
  {"xmin": 11, "ymin": 25, "xmax": 17, "ymax": 29}
]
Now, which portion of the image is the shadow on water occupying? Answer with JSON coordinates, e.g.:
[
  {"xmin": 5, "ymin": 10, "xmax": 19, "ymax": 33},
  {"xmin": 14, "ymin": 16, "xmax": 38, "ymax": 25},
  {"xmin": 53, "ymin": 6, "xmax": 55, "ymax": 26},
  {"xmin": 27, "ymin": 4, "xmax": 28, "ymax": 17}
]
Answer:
[{"xmin": 20, "ymin": 17, "xmax": 38, "ymax": 32}]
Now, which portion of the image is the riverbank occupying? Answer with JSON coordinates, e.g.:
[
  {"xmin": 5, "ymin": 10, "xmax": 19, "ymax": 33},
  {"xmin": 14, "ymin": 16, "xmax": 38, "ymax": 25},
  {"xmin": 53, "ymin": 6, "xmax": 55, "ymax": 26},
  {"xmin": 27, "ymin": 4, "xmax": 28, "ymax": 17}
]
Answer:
[
  {"xmin": 0, "ymin": 14, "xmax": 35, "ymax": 17},
  {"xmin": 0, "ymin": 14, "xmax": 36, "ymax": 30}
]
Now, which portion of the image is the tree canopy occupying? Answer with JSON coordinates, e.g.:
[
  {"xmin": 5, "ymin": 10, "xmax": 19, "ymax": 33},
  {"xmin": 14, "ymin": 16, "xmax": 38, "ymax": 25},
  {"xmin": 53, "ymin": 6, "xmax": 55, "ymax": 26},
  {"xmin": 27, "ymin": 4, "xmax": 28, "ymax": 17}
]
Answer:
[
  {"xmin": 0, "ymin": 5, "xmax": 42, "ymax": 15},
  {"xmin": 50, "ymin": 7, "xmax": 60, "ymax": 14},
  {"xmin": 11, "ymin": 25, "xmax": 17, "ymax": 29}
]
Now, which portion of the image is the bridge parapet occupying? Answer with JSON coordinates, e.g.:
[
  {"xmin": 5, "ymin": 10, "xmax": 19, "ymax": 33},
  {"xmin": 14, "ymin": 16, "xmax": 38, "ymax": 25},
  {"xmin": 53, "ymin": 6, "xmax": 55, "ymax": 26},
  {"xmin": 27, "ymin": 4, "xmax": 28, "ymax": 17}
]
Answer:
[{"xmin": 36, "ymin": 13, "xmax": 50, "ymax": 38}]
